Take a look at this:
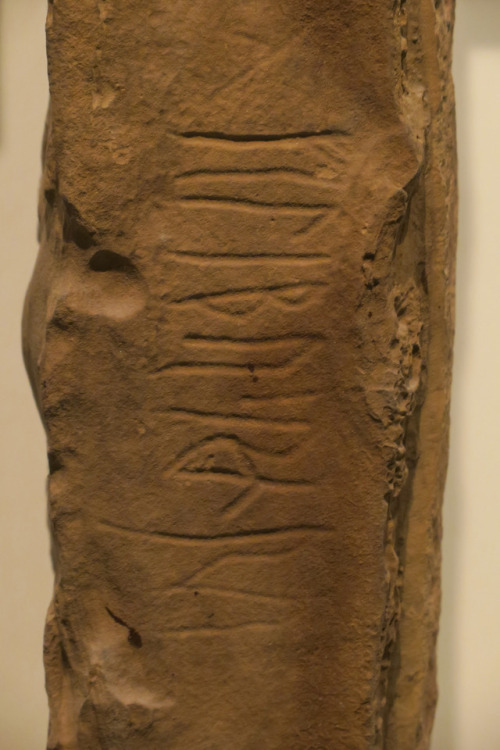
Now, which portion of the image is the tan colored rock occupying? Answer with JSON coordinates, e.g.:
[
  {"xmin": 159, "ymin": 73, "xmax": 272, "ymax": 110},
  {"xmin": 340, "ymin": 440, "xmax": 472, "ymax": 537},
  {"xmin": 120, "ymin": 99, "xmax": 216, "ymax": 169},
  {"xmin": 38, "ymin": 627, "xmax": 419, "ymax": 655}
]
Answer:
[{"xmin": 23, "ymin": 1, "xmax": 456, "ymax": 748}]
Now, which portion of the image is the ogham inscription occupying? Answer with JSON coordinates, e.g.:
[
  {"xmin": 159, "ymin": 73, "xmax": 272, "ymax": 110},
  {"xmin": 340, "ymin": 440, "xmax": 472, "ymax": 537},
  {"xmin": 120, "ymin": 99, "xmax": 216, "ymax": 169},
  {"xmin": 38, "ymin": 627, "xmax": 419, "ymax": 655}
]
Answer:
[{"xmin": 23, "ymin": 2, "xmax": 456, "ymax": 749}]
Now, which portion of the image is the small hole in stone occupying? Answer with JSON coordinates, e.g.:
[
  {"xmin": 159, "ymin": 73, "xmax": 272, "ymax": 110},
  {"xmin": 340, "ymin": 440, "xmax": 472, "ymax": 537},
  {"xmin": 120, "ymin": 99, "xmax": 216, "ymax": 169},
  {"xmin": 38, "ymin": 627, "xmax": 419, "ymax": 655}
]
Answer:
[
  {"xmin": 89, "ymin": 250, "xmax": 135, "ymax": 273},
  {"xmin": 48, "ymin": 450, "xmax": 63, "ymax": 475},
  {"xmin": 45, "ymin": 189, "xmax": 56, "ymax": 207},
  {"xmin": 128, "ymin": 629, "xmax": 143, "ymax": 649}
]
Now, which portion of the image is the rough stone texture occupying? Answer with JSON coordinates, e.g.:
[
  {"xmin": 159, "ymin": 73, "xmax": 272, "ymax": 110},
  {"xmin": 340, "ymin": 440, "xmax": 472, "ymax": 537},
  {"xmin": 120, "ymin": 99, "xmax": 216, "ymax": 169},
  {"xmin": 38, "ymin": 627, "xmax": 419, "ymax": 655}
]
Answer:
[{"xmin": 23, "ymin": 1, "xmax": 456, "ymax": 748}]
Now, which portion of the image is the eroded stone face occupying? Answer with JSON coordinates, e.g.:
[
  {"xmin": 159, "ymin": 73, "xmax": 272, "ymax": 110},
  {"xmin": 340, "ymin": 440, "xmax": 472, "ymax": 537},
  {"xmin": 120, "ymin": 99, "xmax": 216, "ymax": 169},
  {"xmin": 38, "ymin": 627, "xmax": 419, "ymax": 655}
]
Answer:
[{"xmin": 23, "ymin": 2, "xmax": 456, "ymax": 748}]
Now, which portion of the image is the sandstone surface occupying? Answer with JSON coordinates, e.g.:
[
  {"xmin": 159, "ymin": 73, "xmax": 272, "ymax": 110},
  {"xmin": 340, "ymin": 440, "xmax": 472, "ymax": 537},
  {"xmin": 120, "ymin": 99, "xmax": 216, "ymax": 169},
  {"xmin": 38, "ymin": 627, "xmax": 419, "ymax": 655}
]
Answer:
[{"xmin": 23, "ymin": 2, "xmax": 457, "ymax": 748}]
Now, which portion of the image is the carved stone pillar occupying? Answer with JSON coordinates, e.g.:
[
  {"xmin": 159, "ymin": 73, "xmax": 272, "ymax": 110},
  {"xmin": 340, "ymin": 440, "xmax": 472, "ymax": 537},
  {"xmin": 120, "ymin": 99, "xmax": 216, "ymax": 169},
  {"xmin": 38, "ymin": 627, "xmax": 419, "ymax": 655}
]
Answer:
[{"xmin": 23, "ymin": 1, "xmax": 456, "ymax": 748}]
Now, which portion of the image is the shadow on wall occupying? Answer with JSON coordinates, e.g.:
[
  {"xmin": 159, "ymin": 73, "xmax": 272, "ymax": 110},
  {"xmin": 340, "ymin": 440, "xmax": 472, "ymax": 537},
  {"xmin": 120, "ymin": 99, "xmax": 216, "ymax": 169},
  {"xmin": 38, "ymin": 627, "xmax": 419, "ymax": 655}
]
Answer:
[
  {"xmin": 0, "ymin": 2, "xmax": 51, "ymax": 750},
  {"xmin": 432, "ymin": 1, "xmax": 500, "ymax": 749}
]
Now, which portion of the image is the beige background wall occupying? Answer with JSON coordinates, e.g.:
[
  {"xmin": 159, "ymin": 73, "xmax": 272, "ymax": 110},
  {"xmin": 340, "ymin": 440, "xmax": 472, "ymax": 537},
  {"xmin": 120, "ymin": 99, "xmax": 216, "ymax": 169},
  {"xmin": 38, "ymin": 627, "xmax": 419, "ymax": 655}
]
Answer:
[{"xmin": 0, "ymin": 2, "xmax": 498, "ymax": 748}]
